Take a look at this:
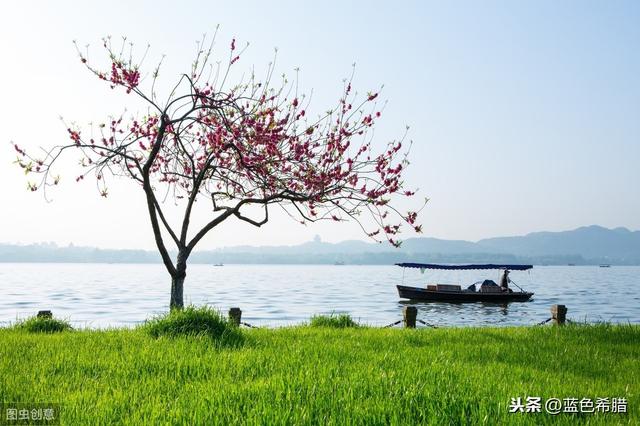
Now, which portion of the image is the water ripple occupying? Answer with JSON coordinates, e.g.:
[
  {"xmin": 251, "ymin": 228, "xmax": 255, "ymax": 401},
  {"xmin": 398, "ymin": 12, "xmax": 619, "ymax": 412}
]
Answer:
[{"xmin": 0, "ymin": 264, "xmax": 639, "ymax": 328}]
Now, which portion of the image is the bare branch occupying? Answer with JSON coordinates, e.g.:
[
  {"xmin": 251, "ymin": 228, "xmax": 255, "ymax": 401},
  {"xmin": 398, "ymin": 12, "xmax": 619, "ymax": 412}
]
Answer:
[{"xmin": 234, "ymin": 204, "xmax": 269, "ymax": 227}]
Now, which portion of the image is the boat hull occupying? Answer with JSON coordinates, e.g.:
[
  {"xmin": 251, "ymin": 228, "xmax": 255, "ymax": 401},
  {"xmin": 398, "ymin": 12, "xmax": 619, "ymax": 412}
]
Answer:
[{"xmin": 397, "ymin": 285, "xmax": 533, "ymax": 303}]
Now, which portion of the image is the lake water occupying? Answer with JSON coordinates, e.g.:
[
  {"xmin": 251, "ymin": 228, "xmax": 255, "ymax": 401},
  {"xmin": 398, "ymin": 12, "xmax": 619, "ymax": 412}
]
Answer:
[{"xmin": 1, "ymin": 264, "xmax": 638, "ymax": 328}]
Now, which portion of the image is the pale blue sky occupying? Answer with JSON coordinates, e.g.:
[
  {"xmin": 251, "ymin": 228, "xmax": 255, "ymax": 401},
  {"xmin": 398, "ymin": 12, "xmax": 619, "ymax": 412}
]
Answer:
[{"xmin": 1, "ymin": 1, "xmax": 638, "ymax": 249}]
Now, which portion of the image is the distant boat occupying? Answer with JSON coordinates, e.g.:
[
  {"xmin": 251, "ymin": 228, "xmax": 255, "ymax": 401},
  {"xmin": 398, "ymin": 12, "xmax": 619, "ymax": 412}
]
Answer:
[
  {"xmin": 568, "ymin": 263, "xmax": 576, "ymax": 266},
  {"xmin": 334, "ymin": 261, "xmax": 345, "ymax": 265},
  {"xmin": 213, "ymin": 263, "xmax": 224, "ymax": 267},
  {"xmin": 395, "ymin": 263, "xmax": 534, "ymax": 303},
  {"xmin": 599, "ymin": 264, "xmax": 611, "ymax": 268}
]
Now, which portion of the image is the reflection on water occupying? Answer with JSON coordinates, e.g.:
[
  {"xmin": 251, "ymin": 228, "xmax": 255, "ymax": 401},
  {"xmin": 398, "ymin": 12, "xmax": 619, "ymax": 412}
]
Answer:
[{"xmin": 0, "ymin": 264, "xmax": 638, "ymax": 328}]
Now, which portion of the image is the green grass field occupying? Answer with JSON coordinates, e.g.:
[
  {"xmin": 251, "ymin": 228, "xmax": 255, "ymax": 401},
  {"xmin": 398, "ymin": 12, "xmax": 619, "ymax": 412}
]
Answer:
[{"xmin": 0, "ymin": 321, "xmax": 637, "ymax": 425}]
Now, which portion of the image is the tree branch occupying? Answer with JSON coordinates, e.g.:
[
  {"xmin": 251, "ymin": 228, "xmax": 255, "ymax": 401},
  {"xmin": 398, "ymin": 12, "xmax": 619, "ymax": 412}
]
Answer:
[
  {"xmin": 234, "ymin": 203, "xmax": 269, "ymax": 227},
  {"xmin": 185, "ymin": 208, "xmax": 235, "ymax": 255},
  {"xmin": 142, "ymin": 118, "xmax": 177, "ymax": 275}
]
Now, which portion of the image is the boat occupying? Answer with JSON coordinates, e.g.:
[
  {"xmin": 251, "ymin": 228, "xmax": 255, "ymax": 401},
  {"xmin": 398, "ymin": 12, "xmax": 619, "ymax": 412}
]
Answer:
[
  {"xmin": 396, "ymin": 263, "xmax": 534, "ymax": 303},
  {"xmin": 213, "ymin": 263, "xmax": 224, "ymax": 267},
  {"xmin": 334, "ymin": 261, "xmax": 345, "ymax": 266},
  {"xmin": 599, "ymin": 264, "xmax": 611, "ymax": 268}
]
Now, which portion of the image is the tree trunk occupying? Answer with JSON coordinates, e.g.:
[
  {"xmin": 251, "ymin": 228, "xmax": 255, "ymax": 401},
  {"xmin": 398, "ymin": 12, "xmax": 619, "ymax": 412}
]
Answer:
[
  {"xmin": 170, "ymin": 275, "xmax": 185, "ymax": 310},
  {"xmin": 170, "ymin": 251, "xmax": 188, "ymax": 311}
]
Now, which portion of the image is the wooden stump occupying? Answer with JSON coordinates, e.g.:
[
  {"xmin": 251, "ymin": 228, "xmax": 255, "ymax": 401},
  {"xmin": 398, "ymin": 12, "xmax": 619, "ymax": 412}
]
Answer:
[
  {"xmin": 551, "ymin": 304, "xmax": 567, "ymax": 326},
  {"xmin": 37, "ymin": 310, "xmax": 52, "ymax": 319},
  {"xmin": 228, "ymin": 307, "xmax": 242, "ymax": 326},
  {"xmin": 403, "ymin": 306, "xmax": 417, "ymax": 329}
]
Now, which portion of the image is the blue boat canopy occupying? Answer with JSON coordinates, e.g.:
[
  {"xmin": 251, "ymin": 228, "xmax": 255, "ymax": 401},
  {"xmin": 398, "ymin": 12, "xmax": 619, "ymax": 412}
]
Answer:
[{"xmin": 395, "ymin": 263, "xmax": 533, "ymax": 271}]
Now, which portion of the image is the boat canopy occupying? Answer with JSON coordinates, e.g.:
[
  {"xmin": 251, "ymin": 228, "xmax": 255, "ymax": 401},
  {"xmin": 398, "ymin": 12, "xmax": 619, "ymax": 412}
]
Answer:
[{"xmin": 395, "ymin": 263, "xmax": 533, "ymax": 271}]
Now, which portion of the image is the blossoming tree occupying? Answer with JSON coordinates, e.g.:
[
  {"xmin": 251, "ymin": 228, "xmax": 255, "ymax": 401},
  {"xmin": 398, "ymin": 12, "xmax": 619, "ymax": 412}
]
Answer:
[{"xmin": 13, "ymin": 34, "xmax": 424, "ymax": 310}]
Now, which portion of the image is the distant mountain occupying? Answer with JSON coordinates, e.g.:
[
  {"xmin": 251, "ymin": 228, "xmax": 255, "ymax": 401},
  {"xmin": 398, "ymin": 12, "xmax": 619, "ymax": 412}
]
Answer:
[
  {"xmin": 208, "ymin": 238, "xmax": 388, "ymax": 255},
  {"xmin": 1, "ymin": 225, "xmax": 639, "ymax": 265},
  {"xmin": 0, "ymin": 243, "xmax": 161, "ymax": 264},
  {"xmin": 399, "ymin": 237, "xmax": 489, "ymax": 254},
  {"xmin": 477, "ymin": 225, "xmax": 640, "ymax": 263}
]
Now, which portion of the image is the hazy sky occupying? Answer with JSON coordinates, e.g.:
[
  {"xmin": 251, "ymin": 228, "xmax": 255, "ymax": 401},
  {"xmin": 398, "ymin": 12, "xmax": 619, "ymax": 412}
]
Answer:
[{"xmin": 1, "ymin": 1, "xmax": 638, "ymax": 250}]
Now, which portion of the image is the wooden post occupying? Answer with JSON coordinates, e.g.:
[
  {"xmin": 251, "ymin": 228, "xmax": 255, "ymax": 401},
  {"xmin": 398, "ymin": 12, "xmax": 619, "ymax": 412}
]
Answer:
[
  {"xmin": 37, "ymin": 310, "xmax": 52, "ymax": 319},
  {"xmin": 551, "ymin": 305, "xmax": 567, "ymax": 326},
  {"xmin": 228, "ymin": 307, "xmax": 242, "ymax": 326},
  {"xmin": 403, "ymin": 306, "xmax": 417, "ymax": 329}
]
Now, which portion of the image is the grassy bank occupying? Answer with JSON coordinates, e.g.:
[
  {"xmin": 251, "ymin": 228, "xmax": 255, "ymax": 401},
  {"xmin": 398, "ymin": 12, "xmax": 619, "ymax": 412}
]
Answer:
[{"xmin": 0, "ymin": 323, "xmax": 637, "ymax": 425}]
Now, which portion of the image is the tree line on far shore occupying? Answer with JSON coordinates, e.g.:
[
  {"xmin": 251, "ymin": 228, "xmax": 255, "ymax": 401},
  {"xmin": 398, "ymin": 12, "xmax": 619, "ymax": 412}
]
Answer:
[{"xmin": 1, "ymin": 242, "xmax": 635, "ymax": 265}]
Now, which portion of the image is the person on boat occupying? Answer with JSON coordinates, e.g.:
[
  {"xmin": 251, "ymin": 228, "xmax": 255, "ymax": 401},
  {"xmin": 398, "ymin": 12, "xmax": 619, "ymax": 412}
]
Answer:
[{"xmin": 499, "ymin": 269, "xmax": 511, "ymax": 292}]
